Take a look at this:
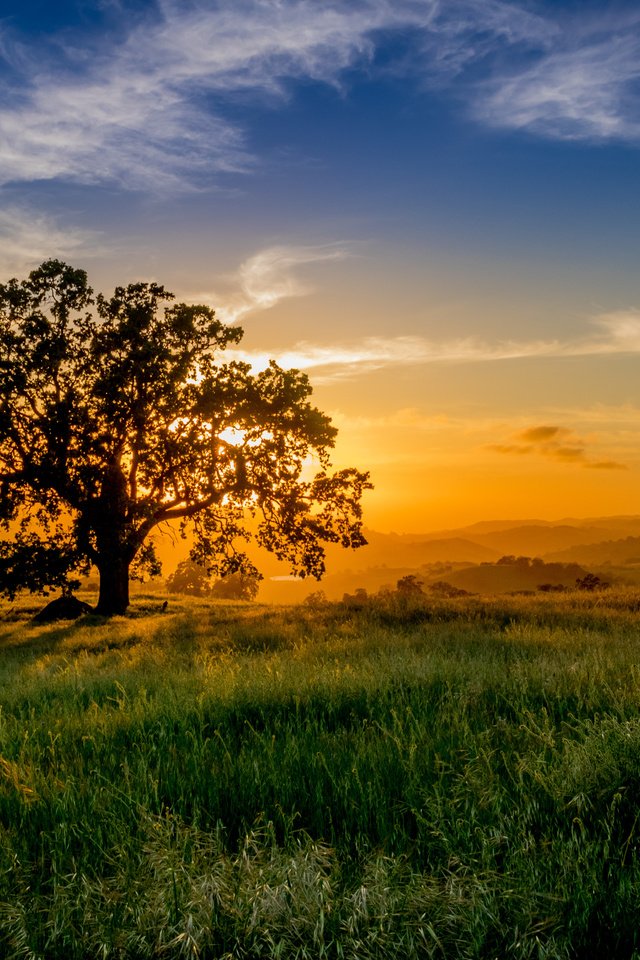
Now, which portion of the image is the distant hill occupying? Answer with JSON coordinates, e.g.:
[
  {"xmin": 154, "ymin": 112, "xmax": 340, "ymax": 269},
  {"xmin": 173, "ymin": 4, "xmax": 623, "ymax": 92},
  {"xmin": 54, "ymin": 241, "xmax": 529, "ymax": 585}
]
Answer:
[
  {"xmin": 423, "ymin": 518, "xmax": 559, "ymax": 537},
  {"xmin": 154, "ymin": 513, "xmax": 640, "ymax": 602},
  {"xmin": 255, "ymin": 516, "xmax": 640, "ymax": 601},
  {"xmin": 345, "ymin": 517, "xmax": 640, "ymax": 567},
  {"xmin": 420, "ymin": 516, "xmax": 640, "ymax": 553},
  {"xmin": 559, "ymin": 516, "xmax": 640, "ymax": 534},
  {"xmin": 467, "ymin": 525, "xmax": 617, "ymax": 557},
  {"xmin": 260, "ymin": 562, "xmax": 478, "ymax": 603},
  {"xmin": 545, "ymin": 536, "xmax": 640, "ymax": 566},
  {"xmin": 352, "ymin": 531, "xmax": 499, "ymax": 567}
]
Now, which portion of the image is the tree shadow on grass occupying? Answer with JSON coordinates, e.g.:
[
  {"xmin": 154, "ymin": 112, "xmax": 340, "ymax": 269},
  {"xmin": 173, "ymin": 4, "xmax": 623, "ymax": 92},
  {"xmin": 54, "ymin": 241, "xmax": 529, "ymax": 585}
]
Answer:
[{"xmin": 0, "ymin": 613, "xmax": 116, "ymax": 662}]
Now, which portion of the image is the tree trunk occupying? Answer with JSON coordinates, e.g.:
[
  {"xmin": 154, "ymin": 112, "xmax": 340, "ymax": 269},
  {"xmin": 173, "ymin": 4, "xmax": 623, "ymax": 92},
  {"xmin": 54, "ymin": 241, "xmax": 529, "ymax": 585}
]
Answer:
[
  {"xmin": 96, "ymin": 554, "xmax": 130, "ymax": 616},
  {"xmin": 93, "ymin": 456, "xmax": 133, "ymax": 616}
]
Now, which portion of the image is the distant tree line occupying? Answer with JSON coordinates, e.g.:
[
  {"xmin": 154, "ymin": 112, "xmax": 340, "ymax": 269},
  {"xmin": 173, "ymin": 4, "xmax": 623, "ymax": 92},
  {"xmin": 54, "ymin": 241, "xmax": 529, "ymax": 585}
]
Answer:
[{"xmin": 327, "ymin": 564, "xmax": 609, "ymax": 609}]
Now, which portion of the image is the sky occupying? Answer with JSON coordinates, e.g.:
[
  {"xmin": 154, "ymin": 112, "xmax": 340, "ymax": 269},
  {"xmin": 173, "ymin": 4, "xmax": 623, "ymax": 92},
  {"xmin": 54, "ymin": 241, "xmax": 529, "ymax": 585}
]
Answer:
[{"xmin": 2, "ymin": 0, "xmax": 640, "ymax": 532}]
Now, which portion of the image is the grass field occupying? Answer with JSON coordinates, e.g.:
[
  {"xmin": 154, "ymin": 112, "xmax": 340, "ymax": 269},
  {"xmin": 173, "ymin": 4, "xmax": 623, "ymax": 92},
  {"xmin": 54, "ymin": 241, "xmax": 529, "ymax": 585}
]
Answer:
[{"xmin": 1, "ymin": 589, "xmax": 640, "ymax": 958}]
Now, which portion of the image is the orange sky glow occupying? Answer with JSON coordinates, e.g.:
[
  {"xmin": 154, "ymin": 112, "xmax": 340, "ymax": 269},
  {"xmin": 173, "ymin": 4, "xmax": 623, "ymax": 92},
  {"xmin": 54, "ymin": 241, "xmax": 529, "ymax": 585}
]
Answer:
[{"xmin": 3, "ymin": 0, "xmax": 640, "ymax": 534}]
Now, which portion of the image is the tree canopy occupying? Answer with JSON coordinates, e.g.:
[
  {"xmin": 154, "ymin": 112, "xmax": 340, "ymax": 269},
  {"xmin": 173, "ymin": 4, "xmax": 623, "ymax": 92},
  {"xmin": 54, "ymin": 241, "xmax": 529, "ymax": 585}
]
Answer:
[{"xmin": 0, "ymin": 260, "xmax": 371, "ymax": 615}]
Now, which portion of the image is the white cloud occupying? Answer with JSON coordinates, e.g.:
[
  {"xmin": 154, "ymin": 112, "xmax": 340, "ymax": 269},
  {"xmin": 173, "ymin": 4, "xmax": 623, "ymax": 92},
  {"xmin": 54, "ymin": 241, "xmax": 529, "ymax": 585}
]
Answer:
[
  {"xmin": 222, "ymin": 307, "xmax": 640, "ymax": 381},
  {"xmin": 226, "ymin": 332, "xmax": 562, "ymax": 381},
  {"xmin": 0, "ymin": 1, "xmax": 431, "ymax": 190},
  {"xmin": 476, "ymin": 35, "xmax": 640, "ymax": 141},
  {"xmin": 2, "ymin": 0, "xmax": 639, "ymax": 192},
  {"xmin": 187, "ymin": 246, "xmax": 640, "ymax": 379},
  {"xmin": 587, "ymin": 310, "xmax": 640, "ymax": 353},
  {"xmin": 193, "ymin": 243, "xmax": 352, "ymax": 323}
]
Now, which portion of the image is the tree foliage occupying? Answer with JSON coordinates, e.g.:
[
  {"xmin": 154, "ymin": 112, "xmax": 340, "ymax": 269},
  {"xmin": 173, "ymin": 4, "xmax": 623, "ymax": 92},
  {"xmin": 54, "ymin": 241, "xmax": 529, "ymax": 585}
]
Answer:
[{"xmin": 0, "ymin": 261, "xmax": 371, "ymax": 614}]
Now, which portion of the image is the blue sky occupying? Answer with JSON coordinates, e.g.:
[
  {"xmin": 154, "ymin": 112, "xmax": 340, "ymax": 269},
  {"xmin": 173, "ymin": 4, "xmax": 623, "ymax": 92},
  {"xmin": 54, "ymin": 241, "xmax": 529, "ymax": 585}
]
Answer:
[{"xmin": 2, "ymin": 0, "xmax": 640, "ymax": 528}]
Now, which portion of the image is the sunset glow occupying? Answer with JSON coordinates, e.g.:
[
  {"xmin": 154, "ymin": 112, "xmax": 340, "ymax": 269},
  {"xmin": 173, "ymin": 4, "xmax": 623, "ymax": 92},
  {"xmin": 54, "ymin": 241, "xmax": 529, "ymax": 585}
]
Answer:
[{"xmin": 3, "ymin": 0, "xmax": 640, "ymax": 532}]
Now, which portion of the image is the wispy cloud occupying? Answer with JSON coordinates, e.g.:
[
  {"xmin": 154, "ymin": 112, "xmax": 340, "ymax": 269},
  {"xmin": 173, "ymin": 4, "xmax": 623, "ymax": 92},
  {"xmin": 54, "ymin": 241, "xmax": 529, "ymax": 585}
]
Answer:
[
  {"xmin": 589, "ymin": 310, "xmax": 640, "ymax": 353},
  {"xmin": 547, "ymin": 403, "xmax": 640, "ymax": 428},
  {"xmin": 192, "ymin": 243, "xmax": 351, "ymax": 323},
  {"xmin": 0, "ymin": 207, "xmax": 98, "ymax": 275},
  {"xmin": 225, "ymin": 307, "xmax": 640, "ymax": 382},
  {"xmin": 1, "ymin": 1, "xmax": 639, "ymax": 192},
  {"xmin": 488, "ymin": 424, "xmax": 628, "ymax": 470},
  {"xmin": 226, "ymin": 331, "xmax": 564, "ymax": 382},
  {"xmin": 518, "ymin": 426, "xmax": 564, "ymax": 443},
  {"xmin": 476, "ymin": 33, "xmax": 640, "ymax": 141},
  {"xmin": 0, "ymin": 1, "xmax": 427, "ymax": 190}
]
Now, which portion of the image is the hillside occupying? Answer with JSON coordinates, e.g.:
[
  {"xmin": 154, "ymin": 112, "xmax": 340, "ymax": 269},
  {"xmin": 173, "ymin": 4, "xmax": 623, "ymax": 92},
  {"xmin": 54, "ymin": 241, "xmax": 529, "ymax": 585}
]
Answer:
[
  {"xmin": 4, "ymin": 591, "xmax": 640, "ymax": 956},
  {"xmin": 545, "ymin": 536, "xmax": 640, "ymax": 566},
  {"xmin": 334, "ymin": 517, "xmax": 640, "ymax": 576},
  {"xmin": 350, "ymin": 531, "xmax": 499, "ymax": 566},
  {"xmin": 437, "ymin": 560, "xmax": 589, "ymax": 595},
  {"xmin": 466, "ymin": 524, "xmax": 632, "ymax": 557}
]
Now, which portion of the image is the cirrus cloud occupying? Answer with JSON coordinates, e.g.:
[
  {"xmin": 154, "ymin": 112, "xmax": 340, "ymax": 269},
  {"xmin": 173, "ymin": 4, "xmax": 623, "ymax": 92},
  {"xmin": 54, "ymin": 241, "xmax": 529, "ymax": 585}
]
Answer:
[
  {"xmin": 0, "ymin": 1, "xmax": 640, "ymax": 194},
  {"xmin": 0, "ymin": 206, "xmax": 100, "ymax": 275},
  {"xmin": 190, "ymin": 243, "xmax": 352, "ymax": 323},
  {"xmin": 220, "ymin": 297, "xmax": 640, "ymax": 383}
]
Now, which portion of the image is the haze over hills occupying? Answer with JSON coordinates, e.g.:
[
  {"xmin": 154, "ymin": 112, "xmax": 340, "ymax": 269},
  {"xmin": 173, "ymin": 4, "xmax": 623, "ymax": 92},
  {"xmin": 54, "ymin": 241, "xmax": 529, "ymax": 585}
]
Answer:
[
  {"xmin": 546, "ymin": 537, "xmax": 640, "ymax": 566},
  {"xmin": 343, "ymin": 531, "xmax": 499, "ymax": 566},
  {"xmin": 150, "ymin": 515, "xmax": 640, "ymax": 602},
  {"xmin": 459, "ymin": 525, "xmax": 625, "ymax": 557},
  {"xmin": 321, "ymin": 517, "xmax": 640, "ymax": 574},
  {"xmin": 255, "ymin": 515, "xmax": 640, "ymax": 602},
  {"xmin": 422, "ymin": 516, "xmax": 640, "ymax": 539}
]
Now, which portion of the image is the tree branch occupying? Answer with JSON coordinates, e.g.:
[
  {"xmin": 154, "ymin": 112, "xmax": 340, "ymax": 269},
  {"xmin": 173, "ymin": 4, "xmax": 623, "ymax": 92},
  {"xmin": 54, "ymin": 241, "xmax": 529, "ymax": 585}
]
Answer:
[{"xmin": 135, "ymin": 489, "xmax": 224, "ymax": 543}]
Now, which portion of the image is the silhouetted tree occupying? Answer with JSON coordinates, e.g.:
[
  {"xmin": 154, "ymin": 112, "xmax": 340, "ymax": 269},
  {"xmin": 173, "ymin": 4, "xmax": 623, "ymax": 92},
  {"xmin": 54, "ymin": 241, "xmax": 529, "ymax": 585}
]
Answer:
[
  {"xmin": 166, "ymin": 559, "xmax": 211, "ymax": 597},
  {"xmin": 342, "ymin": 587, "xmax": 368, "ymax": 607},
  {"xmin": 210, "ymin": 572, "xmax": 259, "ymax": 601},
  {"xmin": 0, "ymin": 261, "xmax": 370, "ymax": 615},
  {"xmin": 497, "ymin": 555, "xmax": 534, "ymax": 567},
  {"xmin": 302, "ymin": 589, "xmax": 328, "ymax": 608},
  {"xmin": 396, "ymin": 574, "xmax": 424, "ymax": 596},
  {"xmin": 428, "ymin": 580, "xmax": 470, "ymax": 598},
  {"xmin": 575, "ymin": 573, "xmax": 608, "ymax": 591}
]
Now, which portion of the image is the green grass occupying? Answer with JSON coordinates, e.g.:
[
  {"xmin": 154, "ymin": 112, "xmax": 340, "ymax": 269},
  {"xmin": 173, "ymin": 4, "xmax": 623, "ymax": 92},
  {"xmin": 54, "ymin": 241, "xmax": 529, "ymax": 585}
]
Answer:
[{"xmin": 1, "ymin": 590, "xmax": 640, "ymax": 957}]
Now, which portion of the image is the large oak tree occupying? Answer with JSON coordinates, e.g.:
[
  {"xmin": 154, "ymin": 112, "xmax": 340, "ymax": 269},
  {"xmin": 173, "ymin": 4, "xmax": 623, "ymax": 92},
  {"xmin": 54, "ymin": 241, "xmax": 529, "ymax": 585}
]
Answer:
[{"xmin": 0, "ymin": 261, "xmax": 370, "ymax": 615}]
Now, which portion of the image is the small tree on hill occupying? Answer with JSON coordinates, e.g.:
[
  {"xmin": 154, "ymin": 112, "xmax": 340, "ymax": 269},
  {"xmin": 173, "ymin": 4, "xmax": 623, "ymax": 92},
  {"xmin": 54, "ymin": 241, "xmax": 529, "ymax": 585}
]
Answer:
[
  {"xmin": 396, "ymin": 574, "xmax": 424, "ymax": 596},
  {"xmin": 0, "ymin": 261, "xmax": 371, "ymax": 615},
  {"xmin": 166, "ymin": 559, "xmax": 211, "ymax": 597},
  {"xmin": 210, "ymin": 572, "xmax": 259, "ymax": 601},
  {"xmin": 302, "ymin": 589, "xmax": 328, "ymax": 608},
  {"xmin": 575, "ymin": 573, "xmax": 608, "ymax": 591}
]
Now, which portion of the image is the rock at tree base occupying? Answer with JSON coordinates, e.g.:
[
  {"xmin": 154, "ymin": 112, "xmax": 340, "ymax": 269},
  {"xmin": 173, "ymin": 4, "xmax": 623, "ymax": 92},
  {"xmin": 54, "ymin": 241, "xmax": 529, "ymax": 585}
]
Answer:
[{"xmin": 32, "ymin": 596, "xmax": 94, "ymax": 623}]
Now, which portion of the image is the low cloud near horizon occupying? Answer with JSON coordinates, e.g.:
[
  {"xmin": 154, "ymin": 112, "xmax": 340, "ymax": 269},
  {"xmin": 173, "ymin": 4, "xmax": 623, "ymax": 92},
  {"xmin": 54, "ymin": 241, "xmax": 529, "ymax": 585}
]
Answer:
[
  {"xmin": 488, "ymin": 424, "xmax": 628, "ymax": 471},
  {"xmin": 222, "ymin": 298, "xmax": 640, "ymax": 383},
  {"xmin": 192, "ymin": 247, "xmax": 640, "ymax": 377}
]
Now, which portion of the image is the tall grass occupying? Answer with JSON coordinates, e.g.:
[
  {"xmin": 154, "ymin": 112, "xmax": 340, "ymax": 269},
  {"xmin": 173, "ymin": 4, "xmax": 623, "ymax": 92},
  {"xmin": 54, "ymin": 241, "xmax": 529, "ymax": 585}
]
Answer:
[{"xmin": 0, "ymin": 590, "xmax": 640, "ymax": 957}]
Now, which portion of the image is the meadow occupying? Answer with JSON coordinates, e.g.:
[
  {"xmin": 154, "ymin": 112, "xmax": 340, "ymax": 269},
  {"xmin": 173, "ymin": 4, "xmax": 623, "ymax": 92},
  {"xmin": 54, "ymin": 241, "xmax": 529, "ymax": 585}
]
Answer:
[{"xmin": 1, "ymin": 589, "xmax": 640, "ymax": 958}]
